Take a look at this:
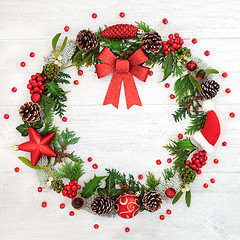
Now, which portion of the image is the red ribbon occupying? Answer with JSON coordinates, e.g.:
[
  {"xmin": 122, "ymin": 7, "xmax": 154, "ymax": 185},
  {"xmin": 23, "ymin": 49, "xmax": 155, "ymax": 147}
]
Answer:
[{"xmin": 95, "ymin": 47, "xmax": 150, "ymax": 109}]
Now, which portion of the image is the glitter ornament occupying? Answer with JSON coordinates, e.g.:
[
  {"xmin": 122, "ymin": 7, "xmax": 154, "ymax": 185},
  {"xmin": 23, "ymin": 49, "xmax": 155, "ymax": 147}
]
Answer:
[{"xmin": 165, "ymin": 187, "xmax": 176, "ymax": 198}]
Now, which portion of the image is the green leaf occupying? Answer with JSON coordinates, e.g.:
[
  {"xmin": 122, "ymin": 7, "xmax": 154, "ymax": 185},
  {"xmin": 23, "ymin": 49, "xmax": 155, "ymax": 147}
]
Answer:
[
  {"xmin": 172, "ymin": 191, "xmax": 183, "ymax": 204},
  {"xmin": 162, "ymin": 53, "xmax": 174, "ymax": 81},
  {"xmin": 81, "ymin": 175, "xmax": 106, "ymax": 198},
  {"xmin": 185, "ymin": 190, "xmax": 191, "ymax": 207},
  {"xmin": 18, "ymin": 156, "xmax": 43, "ymax": 170},
  {"xmin": 72, "ymin": 50, "xmax": 86, "ymax": 63},
  {"xmin": 52, "ymin": 33, "xmax": 61, "ymax": 51},
  {"xmin": 189, "ymin": 74, "xmax": 203, "ymax": 92},
  {"xmin": 59, "ymin": 36, "xmax": 68, "ymax": 53},
  {"xmin": 176, "ymin": 138, "xmax": 196, "ymax": 152},
  {"xmin": 204, "ymin": 69, "xmax": 219, "ymax": 74},
  {"xmin": 16, "ymin": 121, "xmax": 43, "ymax": 136}
]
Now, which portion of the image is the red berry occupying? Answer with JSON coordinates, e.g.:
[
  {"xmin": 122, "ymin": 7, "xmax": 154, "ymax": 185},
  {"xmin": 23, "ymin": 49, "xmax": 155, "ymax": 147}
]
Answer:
[
  {"xmin": 62, "ymin": 117, "xmax": 67, "ymax": 122},
  {"xmin": 178, "ymin": 133, "xmax": 183, "ymax": 139},
  {"xmin": 30, "ymin": 90, "xmax": 34, "ymax": 94},
  {"xmin": 69, "ymin": 211, "xmax": 74, "ymax": 216},
  {"xmin": 197, "ymin": 170, "xmax": 202, "ymax": 175},
  {"xmin": 62, "ymin": 189, "xmax": 67, "ymax": 196},
  {"xmin": 92, "ymin": 13, "xmax": 97, "ymax": 18},
  {"xmin": 195, "ymin": 160, "xmax": 200, "ymax": 164},
  {"xmin": 72, "ymin": 191, "xmax": 77, "ymax": 197},
  {"xmin": 164, "ymin": 50, "xmax": 169, "ymax": 55},
  {"xmin": 230, "ymin": 112, "xmax": 235, "ymax": 118},
  {"xmin": 203, "ymin": 156, "xmax": 208, "ymax": 161},
  {"xmin": 204, "ymin": 50, "xmax": 210, "ymax": 56},
  {"xmin": 210, "ymin": 178, "xmax": 215, "ymax": 183},
  {"xmin": 12, "ymin": 87, "xmax": 17, "ymax": 92},
  {"xmin": 167, "ymin": 158, "xmax": 172, "ymax": 163},
  {"xmin": 78, "ymin": 70, "xmax": 83, "ymax": 76},
  {"xmin": 168, "ymin": 34, "xmax": 173, "ymax": 39},
  {"xmin": 20, "ymin": 61, "xmax": 26, "ymax": 67},
  {"xmin": 172, "ymin": 43, "xmax": 177, "ymax": 49},
  {"xmin": 170, "ymin": 46, "xmax": 175, "ymax": 52},
  {"xmin": 31, "ymin": 93, "xmax": 41, "ymax": 103},
  {"xmin": 33, "ymin": 87, "xmax": 39, "ymax": 93},
  {"xmin": 170, "ymin": 94, "xmax": 175, "ymax": 99},
  {"xmin": 179, "ymin": 39, "xmax": 184, "ymax": 45},
  {"xmin": 94, "ymin": 224, "xmax": 99, "ymax": 229},
  {"xmin": 40, "ymin": 86, "xmax": 45, "ymax": 90},
  {"xmin": 64, "ymin": 185, "xmax": 71, "ymax": 191},
  {"xmin": 77, "ymin": 185, "xmax": 81, "ymax": 190},
  {"xmin": 72, "ymin": 180, "xmax": 78, "ymax": 185},
  {"xmin": 174, "ymin": 33, "xmax": 179, "ymax": 38},
  {"xmin": 166, "ymin": 209, "xmax": 171, "ymax": 215},
  {"xmin": 27, "ymin": 84, "xmax": 32, "ymax": 89},
  {"xmin": 30, "ymin": 52, "xmax": 35, "ymax": 58},
  {"xmin": 225, "ymin": 88, "xmax": 231, "ymax": 94},
  {"xmin": 72, "ymin": 185, "xmax": 77, "ymax": 192},
  {"xmin": 88, "ymin": 157, "xmax": 93, "ymax": 162},
  {"xmin": 192, "ymin": 38, "xmax": 198, "ymax": 44},
  {"xmin": 92, "ymin": 164, "xmax": 98, "ymax": 169},
  {"xmin": 138, "ymin": 174, "xmax": 143, "ymax": 180},
  {"xmin": 119, "ymin": 12, "xmax": 125, "ymax": 18},
  {"xmin": 203, "ymin": 183, "xmax": 208, "ymax": 189},
  {"xmin": 38, "ymin": 187, "xmax": 42, "ymax": 192},
  {"xmin": 74, "ymin": 80, "xmax": 79, "ymax": 85},
  {"xmin": 160, "ymin": 215, "xmax": 165, "ymax": 220},
  {"xmin": 148, "ymin": 70, "xmax": 153, "ymax": 76},
  {"xmin": 14, "ymin": 167, "xmax": 20, "ymax": 172},
  {"xmin": 69, "ymin": 181, "xmax": 73, "ymax": 186},
  {"xmin": 42, "ymin": 202, "xmax": 47, "ymax": 208},
  {"xmin": 222, "ymin": 72, "xmax": 228, "ymax": 78},
  {"xmin": 162, "ymin": 45, "xmax": 168, "ymax": 51},
  {"xmin": 4, "ymin": 114, "xmax": 9, "ymax": 119},
  {"xmin": 202, "ymin": 161, "xmax": 207, "ymax": 166},
  {"xmin": 162, "ymin": 18, "xmax": 168, "ymax": 24},
  {"xmin": 185, "ymin": 160, "xmax": 190, "ymax": 166},
  {"xmin": 165, "ymin": 83, "xmax": 170, "ymax": 88},
  {"xmin": 64, "ymin": 26, "xmax": 69, "ymax": 32},
  {"xmin": 125, "ymin": 227, "xmax": 130, "ymax": 232},
  {"xmin": 38, "ymin": 82, "xmax": 43, "ymax": 86},
  {"xmin": 36, "ymin": 73, "xmax": 41, "ymax": 77},
  {"xmin": 222, "ymin": 141, "xmax": 227, "ymax": 146},
  {"xmin": 156, "ymin": 159, "xmax": 161, "ymax": 165},
  {"xmin": 214, "ymin": 159, "xmax": 219, "ymax": 164},
  {"xmin": 60, "ymin": 203, "xmax": 65, "ymax": 209}
]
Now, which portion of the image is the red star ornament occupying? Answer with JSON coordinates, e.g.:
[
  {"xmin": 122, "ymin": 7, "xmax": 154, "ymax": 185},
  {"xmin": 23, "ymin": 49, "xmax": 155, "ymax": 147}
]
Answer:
[{"xmin": 17, "ymin": 127, "xmax": 57, "ymax": 166}]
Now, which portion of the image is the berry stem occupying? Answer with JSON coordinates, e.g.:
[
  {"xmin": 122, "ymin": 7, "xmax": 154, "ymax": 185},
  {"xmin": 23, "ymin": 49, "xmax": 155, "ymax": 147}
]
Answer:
[{"xmin": 44, "ymin": 166, "xmax": 57, "ymax": 181}]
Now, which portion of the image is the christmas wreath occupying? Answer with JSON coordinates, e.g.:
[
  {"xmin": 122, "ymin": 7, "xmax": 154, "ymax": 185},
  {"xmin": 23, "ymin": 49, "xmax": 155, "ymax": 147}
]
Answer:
[{"xmin": 12, "ymin": 21, "xmax": 223, "ymax": 219}]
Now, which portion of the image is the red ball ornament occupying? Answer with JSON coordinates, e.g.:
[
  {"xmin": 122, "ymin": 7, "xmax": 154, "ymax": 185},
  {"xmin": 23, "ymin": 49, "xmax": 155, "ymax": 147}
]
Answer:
[
  {"xmin": 62, "ymin": 117, "xmax": 67, "ymax": 122},
  {"xmin": 69, "ymin": 211, "xmax": 74, "ymax": 216},
  {"xmin": 87, "ymin": 157, "xmax": 93, "ymax": 162},
  {"xmin": 78, "ymin": 70, "xmax": 83, "ymax": 76},
  {"xmin": 156, "ymin": 159, "xmax": 161, "ymax": 165},
  {"xmin": 225, "ymin": 88, "xmax": 231, "ymax": 94},
  {"xmin": 167, "ymin": 158, "xmax": 172, "ymax": 163},
  {"xmin": 74, "ymin": 80, "xmax": 79, "ymax": 85},
  {"xmin": 214, "ymin": 159, "xmax": 219, "ymax": 164},
  {"xmin": 165, "ymin": 188, "xmax": 176, "ymax": 198},
  {"xmin": 210, "ymin": 178, "xmax": 215, "ymax": 183},
  {"xmin": 166, "ymin": 209, "xmax": 172, "ymax": 215},
  {"xmin": 186, "ymin": 61, "xmax": 197, "ymax": 71},
  {"xmin": 31, "ymin": 93, "xmax": 42, "ymax": 103},
  {"xmin": 170, "ymin": 94, "xmax": 175, "ymax": 99},
  {"xmin": 204, "ymin": 50, "xmax": 210, "ymax": 56},
  {"xmin": 162, "ymin": 18, "xmax": 168, "ymax": 24},
  {"xmin": 92, "ymin": 163, "xmax": 98, "ymax": 169},
  {"xmin": 125, "ymin": 227, "xmax": 130, "ymax": 232},
  {"xmin": 30, "ymin": 52, "xmax": 35, "ymax": 58},
  {"xmin": 64, "ymin": 26, "xmax": 70, "ymax": 32},
  {"xmin": 160, "ymin": 215, "xmax": 165, "ymax": 220},
  {"xmin": 20, "ymin": 61, "xmax": 26, "ymax": 67},
  {"xmin": 42, "ymin": 202, "xmax": 47, "ymax": 208},
  {"xmin": 94, "ymin": 224, "xmax": 99, "ymax": 229},
  {"xmin": 119, "ymin": 12, "xmax": 125, "ymax": 18},
  {"xmin": 138, "ymin": 174, "xmax": 143, "ymax": 180},
  {"xmin": 165, "ymin": 83, "xmax": 170, "ymax": 88},
  {"xmin": 203, "ymin": 183, "xmax": 208, "ymax": 189},
  {"xmin": 92, "ymin": 13, "xmax": 97, "ymax": 19},
  {"xmin": 115, "ymin": 192, "xmax": 141, "ymax": 219},
  {"xmin": 192, "ymin": 38, "xmax": 198, "ymax": 44},
  {"xmin": 38, "ymin": 187, "xmax": 42, "ymax": 192},
  {"xmin": 14, "ymin": 167, "xmax": 20, "ymax": 172},
  {"xmin": 60, "ymin": 203, "xmax": 65, "ymax": 209},
  {"xmin": 4, "ymin": 114, "xmax": 9, "ymax": 119},
  {"xmin": 148, "ymin": 70, "xmax": 153, "ymax": 76},
  {"xmin": 12, "ymin": 87, "xmax": 17, "ymax": 92},
  {"xmin": 222, "ymin": 72, "xmax": 228, "ymax": 78},
  {"xmin": 230, "ymin": 112, "xmax": 235, "ymax": 118},
  {"xmin": 178, "ymin": 133, "xmax": 183, "ymax": 139}
]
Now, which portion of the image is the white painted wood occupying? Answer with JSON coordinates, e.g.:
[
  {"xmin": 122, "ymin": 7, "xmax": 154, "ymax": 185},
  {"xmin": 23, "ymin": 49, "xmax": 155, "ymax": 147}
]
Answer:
[{"xmin": 0, "ymin": 0, "xmax": 240, "ymax": 239}]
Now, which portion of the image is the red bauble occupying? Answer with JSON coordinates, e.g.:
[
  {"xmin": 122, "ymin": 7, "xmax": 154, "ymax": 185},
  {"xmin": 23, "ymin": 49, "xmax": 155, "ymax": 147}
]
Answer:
[
  {"xmin": 115, "ymin": 192, "xmax": 141, "ymax": 219},
  {"xmin": 165, "ymin": 188, "xmax": 176, "ymax": 199},
  {"xmin": 31, "ymin": 93, "xmax": 42, "ymax": 103},
  {"xmin": 186, "ymin": 61, "xmax": 197, "ymax": 71}
]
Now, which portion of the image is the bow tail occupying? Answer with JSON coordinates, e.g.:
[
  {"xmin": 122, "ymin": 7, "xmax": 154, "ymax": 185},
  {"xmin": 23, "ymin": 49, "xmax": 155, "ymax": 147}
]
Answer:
[
  {"xmin": 123, "ymin": 73, "xmax": 142, "ymax": 109},
  {"xmin": 103, "ymin": 72, "xmax": 122, "ymax": 109}
]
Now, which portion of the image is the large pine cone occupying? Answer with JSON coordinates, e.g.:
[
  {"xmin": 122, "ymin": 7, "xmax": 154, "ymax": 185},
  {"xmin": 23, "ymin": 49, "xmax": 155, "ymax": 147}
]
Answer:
[
  {"xmin": 201, "ymin": 80, "xmax": 220, "ymax": 99},
  {"xmin": 76, "ymin": 30, "xmax": 98, "ymax": 51},
  {"xmin": 91, "ymin": 196, "xmax": 112, "ymax": 215},
  {"xmin": 142, "ymin": 191, "xmax": 162, "ymax": 212},
  {"xmin": 19, "ymin": 102, "xmax": 41, "ymax": 123},
  {"xmin": 141, "ymin": 31, "xmax": 162, "ymax": 53}
]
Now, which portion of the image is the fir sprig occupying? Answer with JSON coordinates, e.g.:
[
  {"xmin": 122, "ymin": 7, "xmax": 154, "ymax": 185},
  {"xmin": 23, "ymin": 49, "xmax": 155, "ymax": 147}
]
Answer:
[
  {"xmin": 185, "ymin": 111, "xmax": 207, "ymax": 135},
  {"xmin": 145, "ymin": 172, "xmax": 161, "ymax": 191},
  {"xmin": 54, "ymin": 71, "xmax": 71, "ymax": 84},
  {"xmin": 135, "ymin": 21, "xmax": 154, "ymax": 32},
  {"xmin": 162, "ymin": 168, "xmax": 174, "ymax": 181}
]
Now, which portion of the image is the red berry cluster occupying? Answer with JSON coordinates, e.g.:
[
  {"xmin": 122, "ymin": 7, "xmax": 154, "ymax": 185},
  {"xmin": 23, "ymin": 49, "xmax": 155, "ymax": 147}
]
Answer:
[
  {"xmin": 162, "ymin": 33, "xmax": 184, "ymax": 55},
  {"xmin": 62, "ymin": 180, "xmax": 81, "ymax": 198},
  {"xmin": 27, "ymin": 73, "xmax": 45, "ymax": 98},
  {"xmin": 185, "ymin": 150, "xmax": 207, "ymax": 174}
]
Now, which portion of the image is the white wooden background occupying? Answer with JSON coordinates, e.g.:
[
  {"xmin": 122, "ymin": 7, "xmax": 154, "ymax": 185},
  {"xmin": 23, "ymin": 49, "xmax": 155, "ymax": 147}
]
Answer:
[{"xmin": 0, "ymin": 0, "xmax": 240, "ymax": 239}]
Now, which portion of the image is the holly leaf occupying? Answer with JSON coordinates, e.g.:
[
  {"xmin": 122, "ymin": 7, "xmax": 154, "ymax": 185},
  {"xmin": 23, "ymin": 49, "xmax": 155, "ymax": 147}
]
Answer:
[
  {"xmin": 45, "ymin": 81, "xmax": 68, "ymax": 96},
  {"xmin": 172, "ymin": 191, "xmax": 183, "ymax": 205},
  {"xmin": 16, "ymin": 121, "xmax": 43, "ymax": 136},
  {"xmin": 204, "ymin": 69, "xmax": 219, "ymax": 74},
  {"xmin": 97, "ymin": 174, "xmax": 124, "ymax": 200},
  {"xmin": 185, "ymin": 190, "xmax": 191, "ymax": 207},
  {"xmin": 52, "ymin": 33, "xmax": 61, "ymax": 51},
  {"xmin": 189, "ymin": 74, "xmax": 203, "ymax": 93},
  {"xmin": 162, "ymin": 53, "xmax": 174, "ymax": 81},
  {"xmin": 81, "ymin": 175, "xmax": 106, "ymax": 198},
  {"xmin": 18, "ymin": 156, "xmax": 43, "ymax": 170},
  {"xmin": 176, "ymin": 138, "xmax": 197, "ymax": 152}
]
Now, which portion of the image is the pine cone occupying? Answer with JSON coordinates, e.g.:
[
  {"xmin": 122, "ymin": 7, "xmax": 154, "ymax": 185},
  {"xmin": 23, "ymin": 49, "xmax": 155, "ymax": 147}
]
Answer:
[
  {"xmin": 52, "ymin": 180, "xmax": 64, "ymax": 193},
  {"xmin": 19, "ymin": 102, "xmax": 41, "ymax": 123},
  {"xmin": 43, "ymin": 63, "xmax": 59, "ymax": 80},
  {"xmin": 142, "ymin": 191, "xmax": 162, "ymax": 212},
  {"xmin": 100, "ymin": 24, "xmax": 138, "ymax": 39},
  {"xmin": 91, "ymin": 196, "xmax": 112, "ymax": 215},
  {"xmin": 181, "ymin": 167, "xmax": 196, "ymax": 184},
  {"xmin": 201, "ymin": 80, "xmax": 220, "ymax": 99},
  {"xmin": 141, "ymin": 31, "xmax": 162, "ymax": 53},
  {"xmin": 76, "ymin": 30, "xmax": 98, "ymax": 51}
]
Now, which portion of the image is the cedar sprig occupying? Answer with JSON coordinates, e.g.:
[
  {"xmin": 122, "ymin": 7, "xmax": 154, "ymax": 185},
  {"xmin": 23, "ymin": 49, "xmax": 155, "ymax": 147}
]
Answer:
[
  {"xmin": 54, "ymin": 71, "xmax": 71, "ymax": 84},
  {"xmin": 39, "ymin": 94, "xmax": 55, "ymax": 125},
  {"xmin": 172, "ymin": 58, "xmax": 185, "ymax": 77},
  {"xmin": 162, "ymin": 168, "xmax": 174, "ymax": 181},
  {"xmin": 185, "ymin": 111, "xmax": 207, "ymax": 135},
  {"xmin": 144, "ymin": 172, "xmax": 161, "ymax": 191}
]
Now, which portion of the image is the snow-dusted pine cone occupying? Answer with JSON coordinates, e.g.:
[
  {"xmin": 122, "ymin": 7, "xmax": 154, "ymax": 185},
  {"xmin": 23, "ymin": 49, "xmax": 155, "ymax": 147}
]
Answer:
[
  {"xmin": 76, "ymin": 30, "xmax": 98, "ymax": 51},
  {"xmin": 19, "ymin": 102, "xmax": 41, "ymax": 123},
  {"xmin": 201, "ymin": 80, "xmax": 220, "ymax": 99},
  {"xmin": 142, "ymin": 191, "xmax": 162, "ymax": 212},
  {"xmin": 141, "ymin": 31, "xmax": 162, "ymax": 53},
  {"xmin": 91, "ymin": 196, "xmax": 112, "ymax": 215}
]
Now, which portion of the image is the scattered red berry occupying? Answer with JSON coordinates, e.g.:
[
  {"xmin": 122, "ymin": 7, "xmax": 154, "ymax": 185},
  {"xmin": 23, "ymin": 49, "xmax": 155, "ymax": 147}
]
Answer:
[
  {"xmin": 138, "ymin": 174, "xmax": 143, "ymax": 180},
  {"xmin": 125, "ymin": 227, "xmax": 130, "ymax": 232},
  {"xmin": 74, "ymin": 80, "xmax": 79, "ymax": 85},
  {"xmin": 38, "ymin": 187, "xmax": 42, "ymax": 192},
  {"xmin": 222, "ymin": 72, "xmax": 228, "ymax": 78},
  {"xmin": 94, "ymin": 224, "xmax": 99, "ymax": 229},
  {"xmin": 192, "ymin": 38, "xmax": 198, "ymax": 44},
  {"xmin": 148, "ymin": 70, "xmax": 153, "ymax": 76},
  {"xmin": 210, "ymin": 178, "xmax": 215, "ymax": 183},
  {"xmin": 178, "ymin": 133, "xmax": 183, "ymax": 139},
  {"xmin": 20, "ymin": 61, "xmax": 26, "ymax": 67},
  {"xmin": 222, "ymin": 141, "xmax": 227, "ymax": 147},
  {"xmin": 92, "ymin": 164, "xmax": 98, "ymax": 169},
  {"xmin": 64, "ymin": 26, "xmax": 70, "ymax": 32},
  {"xmin": 12, "ymin": 87, "xmax": 17, "ymax": 92},
  {"xmin": 162, "ymin": 18, "xmax": 168, "ymax": 24},
  {"xmin": 156, "ymin": 159, "xmax": 161, "ymax": 165},
  {"xmin": 60, "ymin": 203, "xmax": 65, "ymax": 209},
  {"xmin": 92, "ymin": 13, "xmax": 97, "ymax": 19},
  {"xmin": 230, "ymin": 112, "xmax": 235, "ymax": 118},
  {"xmin": 167, "ymin": 158, "xmax": 172, "ymax": 163},
  {"xmin": 214, "ymin": 159, "xmax": 219, "ymax": 164},
  {"xmin": 165, "ymin": 83, "xmax": 170, "ymax": 88},
  {"xmin": 62, "ymin": 117, "xmax": 67, "ymax": 122},
  {"xmin": 42, "ymin": 202, "xmax": 47, "ymax": 208},
  {"xmin": 204, "ymin": 50, "xmax": 210, "ymax": 56},
  {"xmin": 4, "ymin": 114, "xmax": 9, "ymax": 119},
  {"xmin": 203, "ymin": 183, "xmax": 208, "ymax": 189},
  {"xmin": 160, "ymin": 215, "xmax": 165, "ymax": 220},
  {"xmin": 119, "ymin": 12, "xmax": 125, "ymax": 18},
  {"xmin": 78, "ymin": 70, "xmax": 83, "ymax": 76},
  {"xmin": 225, "ymin": 88, "xmax": 231, "ymax": 94},
  {"xmin": 69, "ymin": 211, "xmax": 74, "ymax": 216},
  {"xmin": 88, "ymin": 157, "xmax": 93, "ymax": 162},
  {"xmin": 30, "ymin": 52, "xmax": 35, "ymax": 58},
  {"xmin": 170, "ymin": 94, "xmax": 175, "ymax": 99},
  {"xmin": 166, "ymin": 209, "xmax": 171, "ymax": 215},
  {"xmin": 14, "ymin": 167, "xmax": 20, "ymax": 172}
]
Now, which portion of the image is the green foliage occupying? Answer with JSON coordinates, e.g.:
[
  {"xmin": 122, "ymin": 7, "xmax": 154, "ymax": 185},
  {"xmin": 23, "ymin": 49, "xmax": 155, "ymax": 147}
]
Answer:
[
  {"xmin": 52, "ymin": 33, "xmax": 68, "ymax": 59},
  {"xmin": 54, "ymin": 71, "xmax": 71, "ymax": 84},
  {"xmin": 52, "ymin": 33, "xmax": 61, "ymax": 51},
  {"xmin": 204, "ymin": 69, "xmax": 219, "ymax": 74},
  {"xmin": 172, "ymin": 191, "xmax": 183, "ymax": 204},
  {"xmin": 189, "ymin": 74, "xmax": 203, "ymax": 93},
  {"xmin": 162, "ymin": 168, "xmax": 174, "ymax": 181},
  {"xmin": 185, "ymin": 111, "xmax": 207, "ymax": 135},
  {"xmin": 135, "ymin": 21, "xmax": 154, "ymax": 32},
  {"xmin": 145, "ymin": 172, "xmax": 161, "ymax": 191},
  {"xmin": 145, "ymin": 49, "xmax": 165, "ymax": 68},
  {"xmin": 162, "ymin": 53, "xmax": 174, "ymax": 81},
  {"xmin": 81, "ymin": 175, "xmax": 106, "ymax": 198},
  {"xmin": 54, "ymin": 159, "xmax": 84, "ymax": 181},
  {"xmin": 172, "ymin": 59, "xmax": 185, "ymax": 77},
  {"xmin": 39, "ymin": 94, "xmax": 55, "ymax": 125},
  {"xmin": 185, "ymin": 190, "xmax": 191, "ymax": 207},
  {"xmin": 18, "ymin": 156, "xmax": 43, "ymax": 170},
  {"xmin": 16, "ymin": 121, "xmax": 43, "ymax": 136}
]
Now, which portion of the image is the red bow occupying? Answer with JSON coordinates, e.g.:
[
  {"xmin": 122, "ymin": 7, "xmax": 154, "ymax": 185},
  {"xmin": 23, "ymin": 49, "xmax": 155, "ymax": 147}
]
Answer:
[{"xmin": 95, "ymin": 47, "xmax": 150, "ymax": 109}]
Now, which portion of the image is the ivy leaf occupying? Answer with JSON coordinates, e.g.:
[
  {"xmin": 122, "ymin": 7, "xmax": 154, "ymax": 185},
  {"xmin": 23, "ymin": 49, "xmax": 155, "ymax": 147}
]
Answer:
[
  {"xmin": 18, "ymin": 156, "xmax": 43, "ymax": 170},
  {"xmin": 185, "ymin": 190, "xmax": 191, "ymax": 207},
  {"xmin": 189, "ymin": 74, "xmax": 203, "ymax": 92},
  {"xmin": 16, "ymin": 121, "xmax": 43, "ymax": 136},
  {"xmin": 172, "ymin": 191, "xmax": 183, "ymax": 204},
  {"xmin": 59, "ymin": 36, "xmax": 68, "ymax": 53},
  {"xmin": 162, "ymin": 53, "xmax": 174, "ymax": 81},
  {"xmin": 204, "ymin": 69, "xmax": 219, "ymax": 74},
  {"xmin": 176, "ymin": 138, "xmax": 197, "ymax": 152},
  {"xmin": 81, "ymin": 175, "xmax": 106, "ymax": 198},
  {"xmin": 52, "ymin": 33, "xmax": 61, "ymax": 51}
]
